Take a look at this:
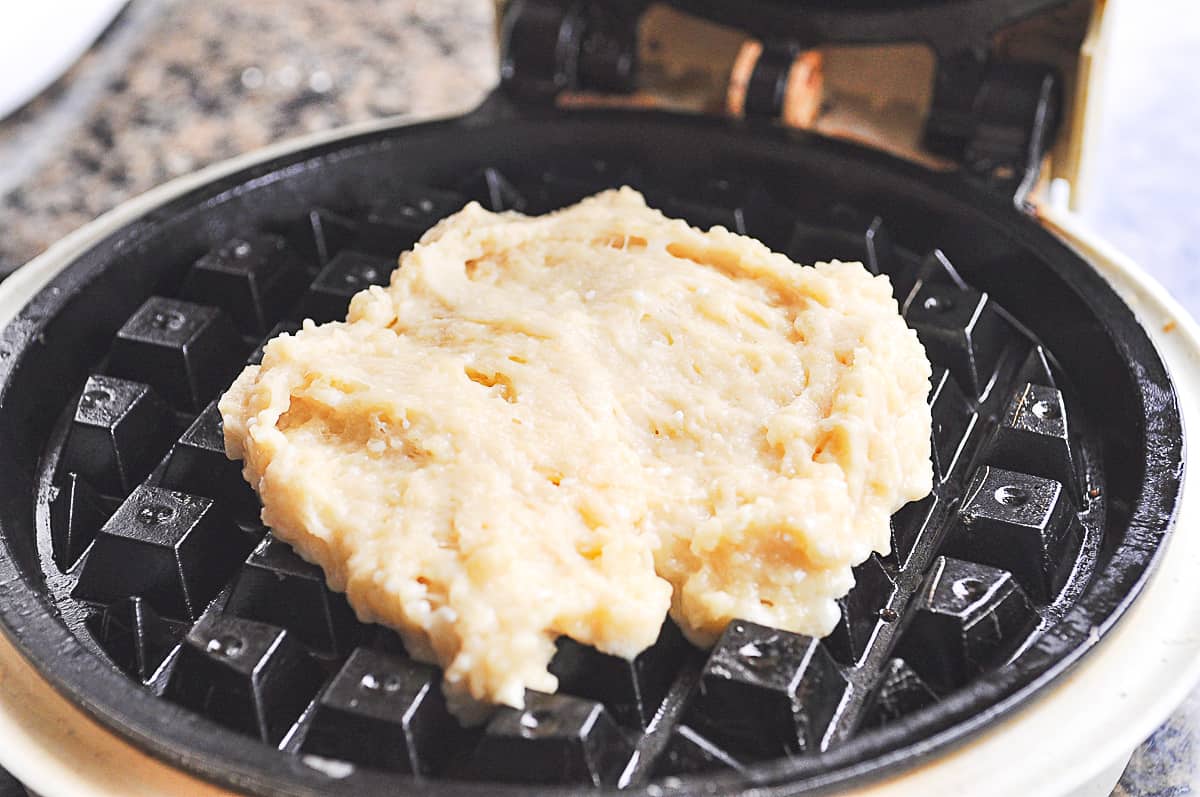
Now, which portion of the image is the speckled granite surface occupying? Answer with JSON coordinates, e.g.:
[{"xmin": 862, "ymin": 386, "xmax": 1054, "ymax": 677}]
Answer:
[
  {"xmin": 1114, "ymin": 687, "xmax": 1200, "ymax": 797},
  {"xmin": 0, "ymin": 0, "xmax": 497, "ymax": 274},
  {"xmin": 0, "ymin": 1, "xmax": 1196, "ymax": 794}
]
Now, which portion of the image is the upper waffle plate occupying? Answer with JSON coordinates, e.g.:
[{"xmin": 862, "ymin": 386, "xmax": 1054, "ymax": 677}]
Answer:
[{"xmin": 0, "ymin": 104, "xmax": 1183, "ymax": 796}]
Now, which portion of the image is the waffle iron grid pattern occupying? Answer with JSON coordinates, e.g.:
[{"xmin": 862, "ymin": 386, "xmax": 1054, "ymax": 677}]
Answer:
[{"xmin": 34, "ymin": 162, "xmax": 1102, "ymax": 789}]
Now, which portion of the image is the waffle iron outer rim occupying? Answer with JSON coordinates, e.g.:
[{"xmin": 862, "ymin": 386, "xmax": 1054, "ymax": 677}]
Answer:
[{"xmin": 0, "ymin": 104, "xmax": 1185, "ymax": 796}]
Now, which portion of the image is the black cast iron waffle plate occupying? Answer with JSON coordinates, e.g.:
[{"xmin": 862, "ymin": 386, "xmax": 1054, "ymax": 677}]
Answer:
[{"xmin": 0, "ymin": 104, "xmax": 1183, "ymax": 796}]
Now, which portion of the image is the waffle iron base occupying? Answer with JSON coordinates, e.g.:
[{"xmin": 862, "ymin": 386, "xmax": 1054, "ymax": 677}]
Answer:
[{"xmin": 0, "ymin": 104, "xmax": 1186, "ymax": 796}]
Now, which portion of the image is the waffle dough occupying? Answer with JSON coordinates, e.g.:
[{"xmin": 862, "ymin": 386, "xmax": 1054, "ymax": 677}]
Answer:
[{"xmin": 219, "ymin": 188, "xmax": 933, "ymax": 717}]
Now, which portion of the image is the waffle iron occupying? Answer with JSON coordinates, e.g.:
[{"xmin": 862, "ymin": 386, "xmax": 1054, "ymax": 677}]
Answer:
[{"xmin": 0, "ymin": 1, "xmax": 1197, "ymax": 795}]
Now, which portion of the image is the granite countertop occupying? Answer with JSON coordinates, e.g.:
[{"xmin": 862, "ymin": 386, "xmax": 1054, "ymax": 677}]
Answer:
[
  {"xmin": 0, "ymin": 1, "xmax": 1196, "ymax": 795},
  {"xmin": 0, "ymin": 0, "xmax": 497, "ymax": 274}
]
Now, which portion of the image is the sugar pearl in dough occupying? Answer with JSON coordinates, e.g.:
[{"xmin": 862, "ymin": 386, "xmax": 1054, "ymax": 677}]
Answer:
[{"xmin": 219, "ymin": 188, "xmax": 933, "ymax": 719}]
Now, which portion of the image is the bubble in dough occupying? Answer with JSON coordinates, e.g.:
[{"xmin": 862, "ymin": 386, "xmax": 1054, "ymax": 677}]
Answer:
[{"xmin": 219, "ymin": 188, "xmax": 933, "ymax": 718}]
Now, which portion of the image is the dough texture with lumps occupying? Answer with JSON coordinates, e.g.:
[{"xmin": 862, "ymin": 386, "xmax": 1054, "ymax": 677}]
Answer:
[{"xmin": 219, "ymin": 188, "xmax": 933, "ymax": 718}]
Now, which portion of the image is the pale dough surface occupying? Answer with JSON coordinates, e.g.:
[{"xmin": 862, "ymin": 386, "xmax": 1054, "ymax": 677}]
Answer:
[{"xmin": 219, "ymin": 188, "xmax": 932, "ymax": 716}]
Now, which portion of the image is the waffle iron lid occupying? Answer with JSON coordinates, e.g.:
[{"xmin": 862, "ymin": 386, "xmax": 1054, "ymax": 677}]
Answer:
[
  {"xmin": 502, "ymin": 0, "xmax": 1075, "ymax": 202},
  {"xmin": 663, "ymin": 0, "xmax": 1075, "ymax": 49}
]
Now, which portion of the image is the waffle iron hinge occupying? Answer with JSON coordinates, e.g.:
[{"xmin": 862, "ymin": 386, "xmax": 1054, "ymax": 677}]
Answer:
[
  {"xmin": 498, "ymin": 0, "xmax": 1064, "ymax": 211},
  {"xmin": 499, "ymin": 0, "xmax": 821, "ymax": 124},
  {"xmin": 499, "ymin": 0, "xmax": 648, "ymax": 102},
  {"xmin": 925, "ymin": 50, "xmax": 1063, "ymax": 209}
]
